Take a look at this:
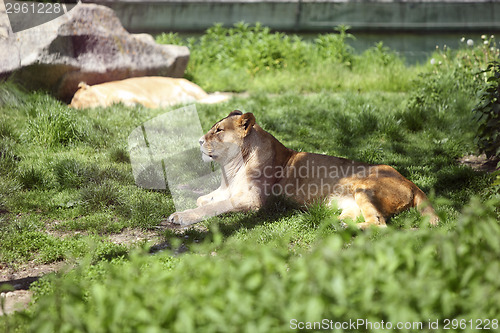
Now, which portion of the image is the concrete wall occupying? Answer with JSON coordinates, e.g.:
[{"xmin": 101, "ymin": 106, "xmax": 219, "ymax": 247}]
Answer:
[{"xmin": 89, "ymin": 0, "xmax": 500, "ymax": 33}]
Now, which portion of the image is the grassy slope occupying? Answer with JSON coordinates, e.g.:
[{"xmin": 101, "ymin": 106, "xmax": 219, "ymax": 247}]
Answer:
[{"xmin": 1, "ymin": 27, "xmax": 499, "ymax": 331}]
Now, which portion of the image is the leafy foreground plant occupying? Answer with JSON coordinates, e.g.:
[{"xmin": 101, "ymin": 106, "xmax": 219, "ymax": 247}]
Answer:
[
  {"xmin": 11, "ymin": 197, "xmax": 496, "ymax": 333},
  {"xmin": 472, "ymin": 61, "xmax": 500, "ymax": 195},
  {"xmin": 473, "ymin": 61, "xmax": 500, "ymax": 160}
]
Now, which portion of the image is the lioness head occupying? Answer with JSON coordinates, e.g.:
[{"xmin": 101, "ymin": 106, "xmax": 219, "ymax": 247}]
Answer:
[
  {"xmin": 199, "ymin": 110, "xmax": 256, "ymax": 164},
  {"xmin": 70, "ymin": 82, "xmax": 99, "ymax": 109}
]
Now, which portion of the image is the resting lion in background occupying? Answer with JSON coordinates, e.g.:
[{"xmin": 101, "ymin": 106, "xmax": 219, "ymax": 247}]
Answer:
[
  {"xmin": 70, "ymin": 77, "xmax": 229, "ymax": 109},
  {"xmin": 167, "ymin": 110, "xmax": 439, "ymax": 229}
]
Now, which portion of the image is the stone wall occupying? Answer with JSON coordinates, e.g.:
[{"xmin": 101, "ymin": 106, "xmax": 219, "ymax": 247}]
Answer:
[{"xmin": 92, "ymin": 0, "xmax": 500, "ymax": 33}]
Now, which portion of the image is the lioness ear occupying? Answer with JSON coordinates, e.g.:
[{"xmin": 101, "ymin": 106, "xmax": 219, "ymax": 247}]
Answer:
[
  {"xmin": 238, "ymin": 113, "xmax": 256, "ymax": 134},
  {"xmin": 228, "ymin": 110, "xmax": 243, "ymax": 117},
  {"xmin": 78, "ymin": 82, "xmax": 89, "ymax": 90}
]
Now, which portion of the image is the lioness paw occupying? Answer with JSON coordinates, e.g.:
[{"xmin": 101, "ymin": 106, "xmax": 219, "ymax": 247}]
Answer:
[{"xmin": 167, "ymin": 210, "xmax": 201, "ymax": 226}]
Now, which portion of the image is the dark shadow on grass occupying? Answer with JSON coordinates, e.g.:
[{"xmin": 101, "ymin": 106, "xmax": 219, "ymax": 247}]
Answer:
[
  {"xmin": 218, "ymin": 196, "xmax": 302, "ymax": 235},
  {"xmin": 0, "ymin": 276, "xmax": 39, "ymax": 291}
]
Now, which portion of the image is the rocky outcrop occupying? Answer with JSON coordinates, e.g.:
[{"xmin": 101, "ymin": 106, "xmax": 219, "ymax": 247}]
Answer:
[
  {"xmin": 0, "ymin": 3, "xmax": 189, "ymax": 102},
  {"xmin": 0, "ymin": 0, "xmax": 9, "ymax": 39}
]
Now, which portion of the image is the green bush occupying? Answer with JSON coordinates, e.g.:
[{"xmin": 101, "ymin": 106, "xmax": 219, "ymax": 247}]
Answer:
[
  {"xmin": 157, "ymin": 23, "xmax": 359, "ymax": 92},
  {"xmin": 473, "ymin": 61, "xmax": 500, "ymax": 160},
  {"xmin": 312, "ymin": 25, "xmax": 355, "ymax": 66},
  {"xmin": 174, "ymin": 22, "xmax": 310, "ymax": 73}
]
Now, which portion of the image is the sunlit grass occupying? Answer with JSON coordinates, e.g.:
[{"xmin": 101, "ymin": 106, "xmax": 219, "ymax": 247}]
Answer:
[{"xmin": 0, "ymin": 77, "xmax": 492, "ymax": 265}]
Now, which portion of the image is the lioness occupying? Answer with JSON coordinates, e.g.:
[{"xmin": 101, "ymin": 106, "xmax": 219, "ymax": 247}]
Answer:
[
  {"xmin": 70, "ymin": 77, "xmax": 229, "ymax": 109},
  {"xmin": 167, "ymin": 110, "xmax": 438, "ymax": 229}
]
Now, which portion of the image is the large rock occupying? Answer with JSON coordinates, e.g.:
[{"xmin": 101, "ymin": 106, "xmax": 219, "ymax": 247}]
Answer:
[
  {"xmin": 0, "ymin": 3, "xmax": 189, "ymax": 102},
  {"xmin": 0, "ymin": 0, "xmax": 9, "ymax": 39}
]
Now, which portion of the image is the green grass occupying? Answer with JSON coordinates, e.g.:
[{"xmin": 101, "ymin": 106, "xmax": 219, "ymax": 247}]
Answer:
[{"xmin": 1, "ymin": 25, "xmax": 499, "ymax": 332}]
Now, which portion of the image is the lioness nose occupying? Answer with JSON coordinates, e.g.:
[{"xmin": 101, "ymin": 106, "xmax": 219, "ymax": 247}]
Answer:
[{"xmin": 199, "ymin": 137, "xmax": 205, "ymax": 146}]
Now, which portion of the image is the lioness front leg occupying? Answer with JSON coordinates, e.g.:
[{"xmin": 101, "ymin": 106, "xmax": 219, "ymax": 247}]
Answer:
[
  {"xmin": 167, "ymin": 193, "xmax": 260, "ymax": 226},
  {"xmin": 196, "ymin": 188, "xmax": 228, "ymax": 207}
]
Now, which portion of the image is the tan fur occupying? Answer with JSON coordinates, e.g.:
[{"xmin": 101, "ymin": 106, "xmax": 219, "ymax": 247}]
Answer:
[
  {"xmin": 167, "ymin": 111, "xmax": 439, "ymax": 229},
  {"xmin": 69, "ymin": 77, "xmax": 229, "ymax": 109}
]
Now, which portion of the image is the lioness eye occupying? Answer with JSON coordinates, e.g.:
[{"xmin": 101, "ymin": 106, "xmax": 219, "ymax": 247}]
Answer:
[{"xmin": 215, "ymin": 128, "xmax": 223, "ymax": 133}]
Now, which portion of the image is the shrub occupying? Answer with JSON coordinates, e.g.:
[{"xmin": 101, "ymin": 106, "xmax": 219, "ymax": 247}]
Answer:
[
  {"xmin": 192, "ymin": 22, "xmax": 309, "ymax": 74},
  {"xmin": 155, "ymin": 32, "xmax": 184, "ymax": 46},
  {"xmin": 473, "ymin": 61, "xmax": 500, "ymax": 160},
  {"xmin": 362, "ymin": 41, "xmax": 400, "ymax": 67},
  {"xmin": 313, "ymin": 25, "xmax": 355, "ymax": 67},
  {"xmin": 156, "ymin": 23, "xmax": 358, "ymax": 91},
  {"xmin": 404, "ymin": 62, "xmax": 480, "ymax": 137}
]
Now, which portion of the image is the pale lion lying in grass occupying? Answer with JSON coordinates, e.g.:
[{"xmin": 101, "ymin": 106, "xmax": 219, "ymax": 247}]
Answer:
[
  {"xmin": 70, "ymin": 77, "xmax": 229, "ymax": 109},
  {"xmin": 167, "ymin": 110, "xmax": 439, "ymax": 229}
]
